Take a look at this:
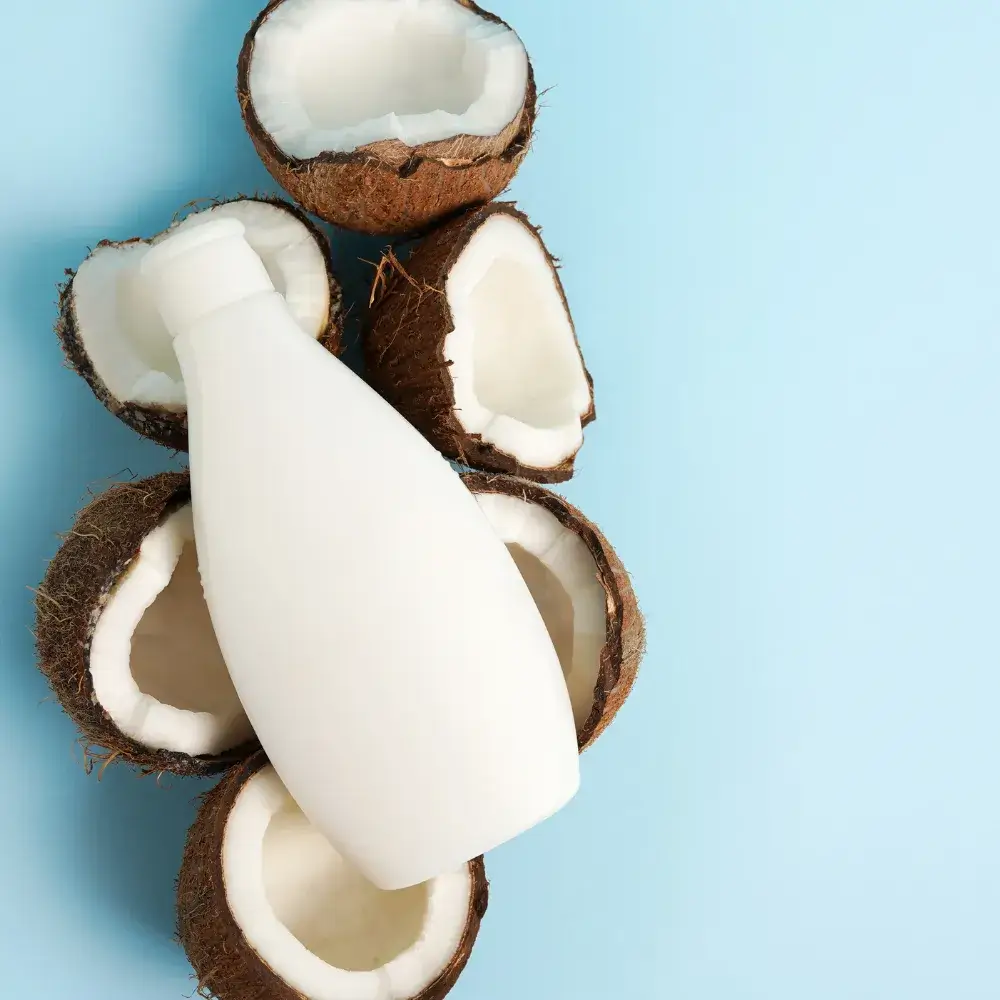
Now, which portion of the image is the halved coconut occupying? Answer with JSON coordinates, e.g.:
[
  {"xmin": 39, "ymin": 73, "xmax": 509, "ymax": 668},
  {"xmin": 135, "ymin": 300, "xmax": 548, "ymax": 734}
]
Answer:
[
  {"xmin": 366, "ymin": 203, "xmax": 595, "ymax": 483},
  {"xmin": 179, "ymin": 753, "xmax": 487, "ymax": 1000},
  {"xmin": 238, "ymin": 0, "xmax": 536, "ymax": 235},
  {"xmin": 35, "ymin": 473, "xmax": 256, "ymax": 776},
  {"xmin": 57, "ymin": 196, "xmax": 343, "ymax": 451},
  {"xmin": 465, "ymin": 473, "xmax": 645, "ymax": 750}
]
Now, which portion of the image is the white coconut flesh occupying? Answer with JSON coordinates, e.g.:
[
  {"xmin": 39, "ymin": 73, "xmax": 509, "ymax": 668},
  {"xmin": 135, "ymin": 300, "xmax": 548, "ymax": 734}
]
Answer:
[
  {"xmin": 72, "ymin": 200, "xmax": 331, "ymax": 408},
  {"xmin": 445, "ymin": 213, "xmax": 593, "ymax": 470},
  {"xmin": 475, "ymin": 492, "xmax": 607, "ymax": 729},
  {"xmin": 249, "ymin": 0, "xmax": 529, "ymax": 158},
  {"xmin": 224, "ymin": 766, "xmax": 473, "ymax": 1000},
  {"xmin": 89, "ymin": 506, "xmax": 253, "ymax": 757}
]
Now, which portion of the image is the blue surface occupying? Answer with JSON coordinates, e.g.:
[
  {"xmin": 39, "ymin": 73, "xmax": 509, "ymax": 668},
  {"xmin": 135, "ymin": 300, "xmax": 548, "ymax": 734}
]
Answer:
[{"xmin": 2, "ymin": 1, "xmax": 1000, "ymax": 997}]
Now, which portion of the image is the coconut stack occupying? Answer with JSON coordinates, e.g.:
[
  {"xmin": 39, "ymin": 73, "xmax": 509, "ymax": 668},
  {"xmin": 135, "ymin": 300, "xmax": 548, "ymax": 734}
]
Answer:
[
  {"xmin": 35, "ymin": 466, "xmax": 642, "ymax": 997},
  {"xmin": 35, "ymin": 472, "xmax": 642, "ymax": 770},
  {"xmin": 37, "ymin": 2, "xmax": 646, "ymax": 998}
]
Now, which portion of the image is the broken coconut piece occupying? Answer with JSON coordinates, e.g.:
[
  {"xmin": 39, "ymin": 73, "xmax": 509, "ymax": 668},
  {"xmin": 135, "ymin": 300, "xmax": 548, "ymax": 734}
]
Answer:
[
  {"xmin": 179, "ymin": 753, "xmax": 487, "ymax": 1000},
  {"xmin": 238, "ymin": 0, "xmax": 536, "ymax": 235},
  {"xmin": 34, "ymin": 473, "xmax": 256, "ymax": 776},
  {"xmin": 367, "ymin": 203, "xmax": 595, "ymax": 484},
  {"xmin": 57, "ymin": 196, "xmax": 343, "ymax": 451},
  {"xmin": 466, "ymin": 473, "xmax": 645, "ymax": 750}
]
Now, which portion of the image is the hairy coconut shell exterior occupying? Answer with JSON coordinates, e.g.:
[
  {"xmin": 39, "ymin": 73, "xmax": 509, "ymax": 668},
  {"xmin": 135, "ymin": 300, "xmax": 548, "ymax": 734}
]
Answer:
[
  {"xmin": 366, "ymin": 203, "xmax": 595, "ymax": 483},
  {"xmin": 56, "ymin": 196, "xmax": 344, "ymax": 452},
  {"xmin": 238, "ymin": 0, "xmax": 537, "ymax": 236},
  {"xmin": 178, "ymin": 751, "xmax": 490, "ymax": 1000},
  {"xmin": 464, "ymin": 473, "xmax": 644, "ymax": 751},
  {"xmin": 34, "ymin": 472, "xmax": 257, "ymax": 777}
]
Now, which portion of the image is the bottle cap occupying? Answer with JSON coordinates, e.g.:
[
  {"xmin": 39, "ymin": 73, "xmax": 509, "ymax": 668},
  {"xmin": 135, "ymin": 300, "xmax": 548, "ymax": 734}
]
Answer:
[{"xmin": 141, "ymin": 217, "xmax": 275, "ymax": 339}]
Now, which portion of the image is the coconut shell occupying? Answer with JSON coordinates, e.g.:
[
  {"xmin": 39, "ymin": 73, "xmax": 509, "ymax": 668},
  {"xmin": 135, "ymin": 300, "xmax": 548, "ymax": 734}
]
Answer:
[
  {"xmin": 237, "ymin": 0, "xmax": 537, "ymax": 236},
  {"xmin": 56, "ymin": 196, "xmax": 344, "ymax": 452},
  {"xmin": 34, "ymin": 472, "xmax": 258, "ymax": 777},
  {"xmin": 463, "ymin": 473, "xmax": 645, "ymax": 751},
  {"xmin": 178, "ymin": 751, "xmax": 490, "ymax": 1000},
  {"xmin": 366, "ymin": 203, "xmax": 595, "ymax": 484}
]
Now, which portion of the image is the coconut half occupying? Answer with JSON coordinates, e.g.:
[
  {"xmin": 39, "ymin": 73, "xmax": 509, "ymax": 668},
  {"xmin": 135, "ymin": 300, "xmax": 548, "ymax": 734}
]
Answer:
[
  {"xmin": 179, "ymin": 753, "xmax": 487, "ymax": 1000},
  {"xmin": 35, "ymin": 473, "xmax": 256, "ymax": 776},
  {"xmin": 367, "ymin": 203, "xmax": 594, "ymax": 483},
  {"xmin": 238, "ymin": 0, "xmax": 536, "ymax": 235},
  {"xmin": 57, "ymin": 196, "xmax": 343, "ymax": 451},
  {"xmin": 465, "ymin": 473, "xmax": 645, "ymax": 750}
]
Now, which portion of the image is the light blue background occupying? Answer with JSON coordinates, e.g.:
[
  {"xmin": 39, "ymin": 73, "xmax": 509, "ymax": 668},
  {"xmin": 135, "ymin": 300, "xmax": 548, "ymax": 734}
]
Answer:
[{"xmin": 1, "ymin": 1, "xmax": 999, "ymax": 997}]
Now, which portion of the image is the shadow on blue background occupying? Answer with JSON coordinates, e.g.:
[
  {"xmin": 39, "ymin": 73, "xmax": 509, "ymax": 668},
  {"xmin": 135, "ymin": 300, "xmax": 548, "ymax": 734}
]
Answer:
[{"xmin": 0, "ymin": 0, "xmax": 273, "ymax": 969}]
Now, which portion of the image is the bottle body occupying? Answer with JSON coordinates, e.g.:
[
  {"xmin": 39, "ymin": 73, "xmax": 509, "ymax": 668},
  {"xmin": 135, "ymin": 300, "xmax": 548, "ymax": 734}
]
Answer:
[{"xmin": 174, "ymin": 290, "xmax": 579, "ymax": 889}]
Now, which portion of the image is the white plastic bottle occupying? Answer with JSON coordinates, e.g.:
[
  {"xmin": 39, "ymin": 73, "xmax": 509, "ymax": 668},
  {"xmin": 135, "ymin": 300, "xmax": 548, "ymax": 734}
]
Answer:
[{"xmin": 140, "ymin": 219, "xmax": 580, "ymax": 890}]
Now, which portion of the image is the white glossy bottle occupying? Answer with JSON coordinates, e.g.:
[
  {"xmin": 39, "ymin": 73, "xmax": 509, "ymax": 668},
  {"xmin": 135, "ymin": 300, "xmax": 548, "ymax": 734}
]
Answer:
[{"xmin": 140, "ymin": 219, "xmax": 580, "ymax": 890}]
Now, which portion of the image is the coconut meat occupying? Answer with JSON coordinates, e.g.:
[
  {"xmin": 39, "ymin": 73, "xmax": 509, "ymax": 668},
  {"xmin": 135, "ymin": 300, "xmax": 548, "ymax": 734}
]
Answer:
[
  {"xmin": 249, "ymin": 0, "xmax": 529, "ymax": 157},
  {"xmin": 224, "ymin": 766, "xmax": 473, "ymax": 1000},
  {"xmin": 445, "ymin": 213, "xmax": 592, "ymax": 470},
  {"xmin": 476, "ymin": 492, "xmax": 607, "ymax": 730},
  {"xmin": 71, "ymin": 200, "xmax": 331, "ymax": 408},
  {"xmin": 89, "ymin": 506, "xmax": 252, "ymax": 757}
]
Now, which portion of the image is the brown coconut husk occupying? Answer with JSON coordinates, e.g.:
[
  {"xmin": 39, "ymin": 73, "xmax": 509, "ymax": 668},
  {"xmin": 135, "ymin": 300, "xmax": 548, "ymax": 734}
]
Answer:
[
  {"xmin": 56, "ymin": 196, "xmax": 344, "ymax": 452},
  {"xmin": 366, "ymin": 203, "xmax": 595, "ymax": 484},
  {"xmin": 237, "ymin": 0, "xmax": 537, "ymax": 236},
  {"xmin": 177, "ymin": 751, "xmax": 490, "ymax": 1000},
  {"xmin": 463, "ymin": 473, "xmax": 645, "ymax": 750},
  {"xmin": 34, "ymin": 472, "xmax": 258, "ymax": 777}
]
